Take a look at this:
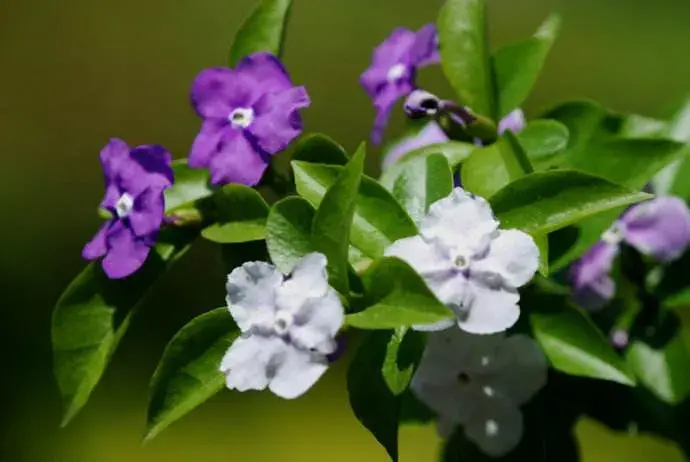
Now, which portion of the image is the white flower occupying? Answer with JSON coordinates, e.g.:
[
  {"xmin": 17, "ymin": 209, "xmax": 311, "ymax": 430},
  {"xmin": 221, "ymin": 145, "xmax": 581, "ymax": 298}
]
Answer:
[
  {"xmin": 411, "ymin": 329, "xmax": 547, "ymax": 457},
  {"xmin": 385, "ymin": 188, "xmax": 539, "ymax": 334},
  {"xmin": 219, "ymin": 253, "xmax": 344, "ymax": 399}
]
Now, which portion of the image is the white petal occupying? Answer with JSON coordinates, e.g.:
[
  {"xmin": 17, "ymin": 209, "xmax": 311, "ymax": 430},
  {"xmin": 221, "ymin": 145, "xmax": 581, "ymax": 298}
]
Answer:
[
  {"xmin": 473, "ymin": 230, "xmax": 540, "ymax": 288},
  {"xmin": 226, "ymin": 261, "xmax": 283, "ymax": 332},
  {"xmin": 420, "ymin": 188, "xmax": 499, "ymax": 255},
  {"xmin": 384, "ymin": 235, "xmax": 452, "ymax": 275},
  {"xmin": 277, "ymin": 253, "xmax": 330, "ymax": 313},
  {"xmin": 463, "ymin": 394, "xmax": 524, "ymax": 457},
  {"xmin": 459, "ymin": 281, "xmax": 520, "ymax": 334},
  {"xmin": 289, "ymin": 288, "xmax": 344, "ymax": 353},
  {"xmin": 268, "ymin": 345, "xmax": 328, "ymax": 399},
  {"xmin": 490, "ymin": 335, "xmax": 548, "ymax": 405},
  {"xmin": 220, "ymin": 335, "xmax": 283, "ymax": 392}
]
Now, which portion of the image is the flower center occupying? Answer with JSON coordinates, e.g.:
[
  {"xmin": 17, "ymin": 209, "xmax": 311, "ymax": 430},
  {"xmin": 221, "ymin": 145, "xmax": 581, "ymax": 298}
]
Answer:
[
  {"xmin": 454, "ymin": 254, "xmax": 470, "ymax": 269},
  {"xmin": 601, "ymin": 222, "xmax": 625, "ymax": 245},
  {"xmin": 387, "ymin": 63, "xmax": 407, "ymax": 82},
  {"xmin": 273, "ymin": 312, "xmax": 292, "ymax": 335},
  {"xmin": 114, "ymin": 193, "xmax": 134, "ymax": 218},
  {"xmin": 228, "ymin": 107, "xmax": 254, "ymax": 129}
]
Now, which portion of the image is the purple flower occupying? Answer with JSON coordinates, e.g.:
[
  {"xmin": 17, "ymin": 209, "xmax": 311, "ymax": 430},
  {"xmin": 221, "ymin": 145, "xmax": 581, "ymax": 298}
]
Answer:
[
  {"xmin": 189, "ymin": 52, "xmax": 310, "ymax": 186},
  {"xmin": 498, "ymin": 109, "xmax": 526, "ymax": 135},
  {"xmin": 382, "ymin": 122, "xmax": 449, "ymax": 169},
  {"xmin": 82, "ymin": 139, "xmax": 173, "ymax": 279},
  {"xmin": 571, "ymin": 197, "xmax": 690, "ymax": 309},
  {"xmin": 360, "ymin": 24, "xmax": 439, "ymax": 144}
]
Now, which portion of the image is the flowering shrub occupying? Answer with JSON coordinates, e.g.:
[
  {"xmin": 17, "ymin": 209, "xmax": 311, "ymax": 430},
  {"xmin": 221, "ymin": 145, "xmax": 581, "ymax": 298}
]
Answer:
[{"xmin": 51, "ymin": 0, "xmax": 690, "ymax": 460}]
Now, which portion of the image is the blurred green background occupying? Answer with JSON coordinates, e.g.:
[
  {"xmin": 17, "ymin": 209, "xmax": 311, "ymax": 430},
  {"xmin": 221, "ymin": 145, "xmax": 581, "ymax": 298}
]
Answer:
[{"xmin": 3, "ymin": 0, "xmax": 690, "ymax": 460}]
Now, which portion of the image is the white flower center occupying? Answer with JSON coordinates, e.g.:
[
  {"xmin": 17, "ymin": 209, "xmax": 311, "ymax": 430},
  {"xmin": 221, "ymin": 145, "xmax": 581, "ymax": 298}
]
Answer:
[
  {"xmin": 601, "ymin": 223, "xmax": 625, "ymax": 245},
  {"xmin": 228, "ymin": 107, "xmax": 254, "ymax": 129},
  {"xmin": 273, "ymin": 312, "xmax": 293, "ymax": 335},
  {"xmin": 387, "ymin": 63, "xmax": 407, "ymax": 82},
  {"xmin": 485, "ymin": 419, "xmax": 499, "ymax": 437},
  {"xmin": 453, "ymin": 253, "xmax": 470, "ymax": 270},
  {"xmin": 114, "ymin": 193, "xmax": 134, "ymax": 218}
]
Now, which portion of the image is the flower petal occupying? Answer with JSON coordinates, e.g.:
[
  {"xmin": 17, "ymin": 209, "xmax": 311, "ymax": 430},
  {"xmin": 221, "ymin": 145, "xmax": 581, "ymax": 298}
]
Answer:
[
  {"xmin": 622, "ymin": 197, "xmax": 690, "ymax": 262},
  {"xmin": 472, "ymin": 229, "xmax": 539, "ymax": 288},
  {"xmin": 220, "ymin": 335, "xmax": 284, "ymax": 392},
  {"xmin": 268, "ymin": 345, "xmax": 328, "ymax": 399},
  {"xmin": 463, "ymin": 394, "xmax": 524, "ymax": 457},
  {"xmin": 235, "ymin": 52, "xmax": 294, "ymax": 95},
  {"xmin": 191, "ymin": 67, "xmax": 249, "ymax": 118},
  {"xmin": 189, "ymin": 119, "xmax": 226, "ymax": 168},
  {"xmin": 82, "ymin": 221, "xmax": 112, "ymax": 260},
  {"xmin": 248, "ymin": 86, "xmax": 310, "ymax": 154},
  {"xmin": 382, "ymin": 121, "xmax": 448, "ymax": 169},
  {"xmin": 289, "ymin": 289, "xmax": 344, "ymax": 354},
  {"xmin": 570, "ymin": 241, "xmax": 618, "ymax": 310},
  {"xmin": 208, "ymin": 131, "xmax": 268, "ymax": 186},
  {"xmin": 371, "ymin": 81, "xmax": 412, "ymax": 144},
  {"xmin": 497, "ymin": 109, "xmax": 526, "ymax": 135},
  {"xmin": 490, "ymin": 334, "xmax": 547, "ymax": 405},
  {"xmin": 421, "ymin": 188, "xmax": 499, "ymax": 256},
  {"xmin": 369, "ymin": 28, "xmax": 417, "ymax": 72},
  {"xmin": 117, "ymin": 145, "xmax": 173, "ymax": 197},
  {"xmin": 384, "ymin": 235, "xmax": 452, "ymax": 275},
  {"xmin": 278, "ymin": 253, "xmax": 330, "ymax": 310},
  {"xmin": 99, "ymin": 138, "xmax": 130, "ymax": 181},
  {"xmin": 459, "ymin": 281, "xmax": 520, "ymax": 334},
  {"xmin": 226, "ymin": 261, "xmax": 283, "ymax": 332},
  {"xmin": 128, "ymin": 187, "xmax": 165, "ymax": 237},
  {"xmin": 101, "ymin": 221, "xmax": 151, "ymax": 279},
  {"xmin": 408, "ymin": 23, "xmax": 440, "ymax": 67}
]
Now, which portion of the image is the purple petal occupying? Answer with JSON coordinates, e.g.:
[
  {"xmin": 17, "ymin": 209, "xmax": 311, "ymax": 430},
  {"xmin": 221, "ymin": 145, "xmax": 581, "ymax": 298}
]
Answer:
[
  {"xmin": 360, "ymin": 28, "xmax": 416, "ymax": 99},
  {"xmin": 409, "ymin": 24, "xmax": 440, "ymax": 67},
  {"xmin": 570, "ymin": 241, "xmax": 619, "ymax": 310},
  {"xmin": 371, "ymin": 81, "xmax": 413, "ymax": 144},
  {"xmin": 99, "ymin": 138, "xmax": 130, "ymax": 182},
  {"xmin": 498, "ymin": 109, "xmax": 527, "ymax": 135},
  {"xmin": 101, "ymin": 221, "xmax": 151, "ymax": 279},
  {"xmin": 208, "ymin": 131, "xmax": 268, "ymax": 186},
  {"xmin": 117, "ymin": 145, "xmax": 173, "ymax": 197},
  {"xmin": 189, "ymin": 119, "xmax": 226, "ymax": 168},
  {"xmin": 382, "ymin": 122, "xmax": 448, "ymax": 169},
  {"xmin": 82, "ymin": 221, "xmax": 113, "ymax": 260},
  {"xmin": 100, "ymin": 183, "xmax": 121, "ymax": 210},
  {"xmin": 622, "ymin": 197, "xmax": 690, "ymax": 262},
  {"xmin": 128, "ymin": 187, "xmax": 165, "ymax": 237},
  {"xmin": 235, "ymin": 52, "xmax": 294, "ymax": 95},
  {"xmin": 191, "ymin": 67, "xmax": 251, "ymax": 118},
  {"xmin": 248, "ymin": 86, "xmax": 310, "ymax": 154}
]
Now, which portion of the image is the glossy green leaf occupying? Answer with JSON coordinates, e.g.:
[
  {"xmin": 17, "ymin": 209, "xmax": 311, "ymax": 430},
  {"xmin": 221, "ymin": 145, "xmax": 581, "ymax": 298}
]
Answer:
[
  {"xmin": 390, "ymin": 153, "xmax": 453, "ymax": 224},
  {"xmin": 164, "ymin": 160, "xmax": 213, "ymax": 213},
  {"xmin": 382, "ymin": 328, "xmax": 426, "ymax": 395},
  {"xmin": 620, "ymin": 114, "xmax": 669, "ymax": 139},
  {"xmin": 265, "ymin": 196, "xmax": 315, "ymax": 274},
  {"xmin": 201, "ymin": 184, "xmax": 268, "ymax": 244},
  {"xmin": 228, "ymin": 0, "xmax": 292, "ymax": 66},
  {"xmin": 438, "ymin": 0, "xmax": 495, "ymax": 118},
  {"xmin": 380, "ymin": 141, "xmax": 475, "ymax": 190},
  {"xmin": 517, "ymin": 119, "xmax": 569, "ymax": 169},
  {"xmin": 529, "ymin": 294, "xmax": 636, "ymax": 386},
  {"xmin": 490, "ymin": 170, "xmax": 651, "ymax": 235},
  {"xmin": 312, "ymin": 144, "xmax": 365, "ymax": 294},
  {"xmin": 348, "ymin": 330, "xmax": 410, "ymax": 461},
  {"xmin": 293, "ymin": 161, "xmax": 417, "ymax": 258},
  {"xmin": 493, "ymin": 14, "xmax": 561, "ymax": 118},
  {"xmin": 626, "ymin": 327, "xmax": 690, "ymax": 404},
  {"xmin": 291, "ymin": 133, "xmax": 348, "ymax": 166},
  {"xmin": 565, "ymin": 139, "xmax": 688, "ymax": 190},
  {"xmin": 52, "ymin": 227, "xmax": 198, "ymax": 425},
  {"xmin": 146, "ymin": 308, "xmax": 239, "ymax": 441},
  {"xmin": 542, "ymin": 100, "xmax": 622, "ymax": 152},
  {"xmin": 347, "ymin": 257, "xmax": 452, "ymax": 329}
]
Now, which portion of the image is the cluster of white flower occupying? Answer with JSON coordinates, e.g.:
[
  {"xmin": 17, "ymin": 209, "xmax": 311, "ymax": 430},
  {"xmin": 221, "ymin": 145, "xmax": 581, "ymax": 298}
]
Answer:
[{"xmin": 219, "ymin": 187, "xmax": 546, "ymax": 456}]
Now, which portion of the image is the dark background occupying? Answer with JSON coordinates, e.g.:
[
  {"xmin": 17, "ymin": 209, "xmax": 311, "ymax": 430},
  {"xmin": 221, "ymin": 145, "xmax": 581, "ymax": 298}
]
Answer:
[{"xmin": 2, "ymin": 0, "xmax": 689, "ymax": 460}]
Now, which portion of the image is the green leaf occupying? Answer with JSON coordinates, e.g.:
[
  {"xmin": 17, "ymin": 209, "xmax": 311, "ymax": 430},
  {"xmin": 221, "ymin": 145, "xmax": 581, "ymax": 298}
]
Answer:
[
  {"xmin": 438, "ymin": 0, "xmax": 495, "ymax": 118},
  {"xmin": 145, "ymin": 308, "xmax": 239, "ymax": 441},
  {"xmin": 382, "ymin": 328, "xmax": 426, "ymax": 395},
  {"xmin": 542, "ymin": 100, "xmax": 622, "ymax": 152},
  {"xmin": 265, "ymin": 196, "xmax": 315, "ymax": 274},
  {"xmin": 291, "ymin": 133, "xmax": 349, "ymax": 165},
  {"xmin": 620, "ymin": 114, "xmax": 669, "ymax": 139},
  {"xmin": 489, "ymin": 170, "xmax": 651, "ymax": 235},
  {"xmin": 52, "ymin": 227, "xmax": 198, "ymax": 426},
  {"xmin": 529, "ymin": 293, "xmax": 636, "ymax": 386},
  {"xmin": 462, "ymin": 133, "xmax": 532, "ymax": 199},
  {"xmin": 312, "ymin": 144, "xmax": 365, "ymax": 294},
  {"xmin": 228, "ymin": 0, "xmax": 292, "ymax": 66},
  {"xmin": 201, "ymin": 184, "xmax": 268, "ymax": 244},
  {"xmin": 390, "ymin": 153, "xmax": 453, "ymax": 225},
  {"xmin": 348, "ymin": 330, "xmax": 413, "ymax": 461},
  {"xmin": 164, "ymin": 160, "xmax": 213, "ymax": 212},
  {"xmin": 293, "ymin": 161, "xmax": 417, "ymax": 258},
  {"xmin": 493, "ymin": 14, "xmax": 561, "ymax": 118},
  {"xmin": 626, "ymin": 320, "xmax": 690, "ymax": 404},
  {"xmin": 517, "ymin": 119, "xmax": 570, "ymax": 169},
  {"xmin": 380, "ymin": 141, "xmax": 475, "ymax": 190},
  {"xmin": 565, "ymin": 139, "xmax": 688, "ymax": 190},
  {"xmin": 347, "ymin": 257, "xmax": 452, "ymax": 329}
]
